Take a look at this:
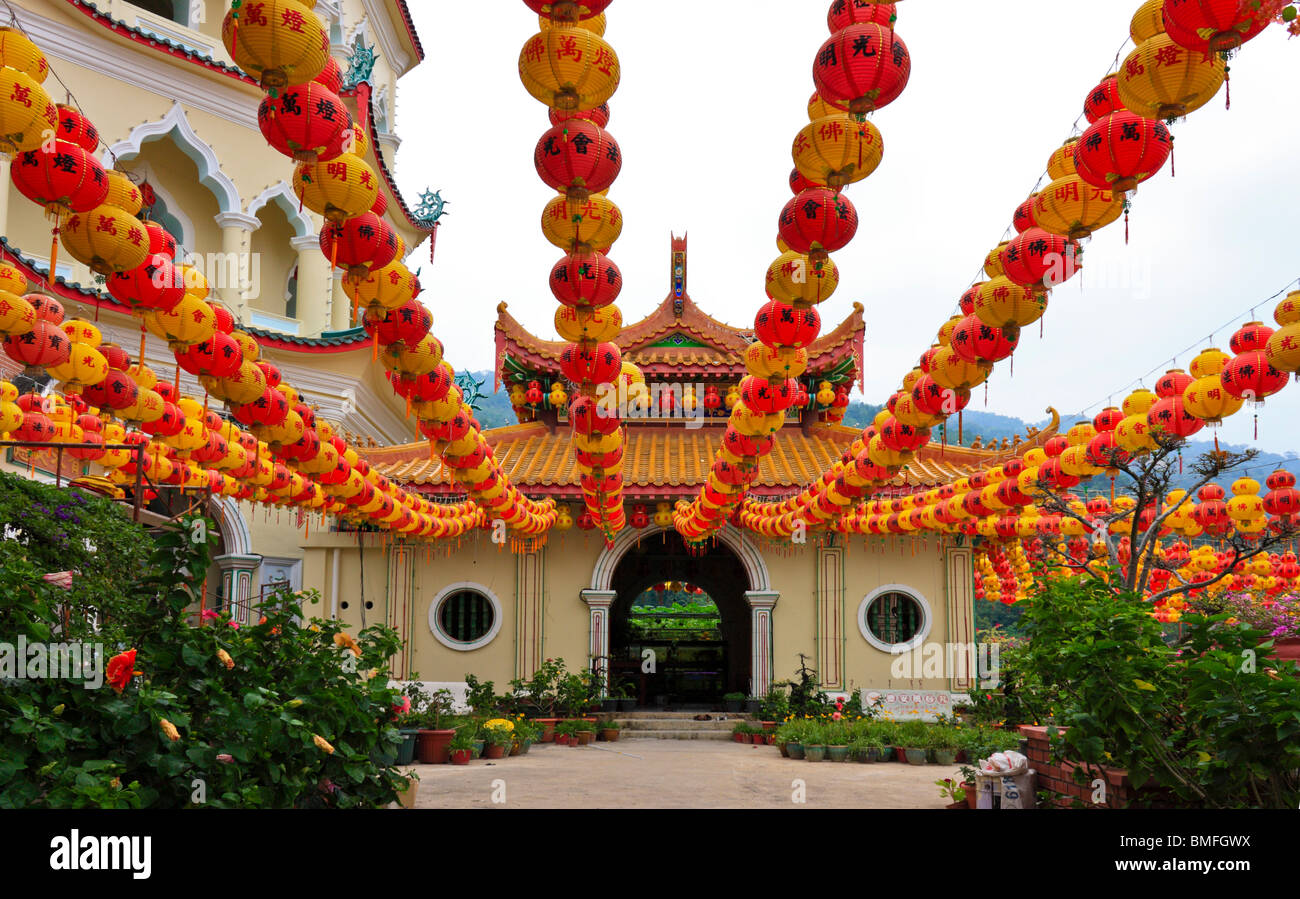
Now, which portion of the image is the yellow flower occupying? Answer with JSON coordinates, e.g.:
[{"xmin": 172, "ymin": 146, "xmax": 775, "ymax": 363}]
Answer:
[
  {"xmin": 216, "ymin": 649, "xmax": 234, "ymax": 670},
  {"xmin": 313, "ymin": 734, "xmax": 335, "ymax": 754},
  {"xmin": 160, "ymin": 718, "xmax": 180, "ymax": 742},
  {"xmin": 333, "ymin": 632, "xmax": 362, "ymax": 657}
]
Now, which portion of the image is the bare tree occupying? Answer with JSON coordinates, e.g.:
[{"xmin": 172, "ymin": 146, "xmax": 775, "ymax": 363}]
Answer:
[{"xmin": 1030, "ymin": 430, "xmax": 1297, "ymax": 605}]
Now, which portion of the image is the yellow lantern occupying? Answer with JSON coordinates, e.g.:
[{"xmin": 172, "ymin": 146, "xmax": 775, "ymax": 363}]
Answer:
[
  {"xmin": 1117, "ymin": 34, "xmax": 1226, "ymax": 121},
  {"xmin": 730, "ymin": 403, "xmax": 782, "ymax": 438},
  {"xmin": 765, "ymin": 251, "xmax": 839, "ymax": 305},
  {"xmin": 61, "ymin": 320, "xmax": 102, "ymax": 348},
  {"xmin": 48, "ymin": 343, "xmax": 108, "ymax": 392},
  {"xmin": 0, "ymin": 261, "xmax": 28, "ymax": 296},
  {"xmin": 928, "ymin": 346, "xmax": 991, "ymax": 391},
  {"xmin": 1227, "ymin": 477, "xmax": 1264, "ymax": 523},
  {"xmin": 59, "ymin": 205, "xmax": 150, "ymax": 275},
  {"xmin": 1032, "ymin": 176, "xmax": 1123, "ymax": 241},
  {"xmin": 293, "ymin": 154, "xmax": 379, "ymax": 222},
  {"xmin": 549, "ymin": 382, "xmax": 568, "ymax": 407},
  {"xmin": 1266, "ymin": 291, "xmax": 1300, "ymax": 373},
  {"xmin": 385, "ymin": 336, "xmax": 444, "ymax": 378},
  {"xmin": 974, "ymin": 277, "xmax": 1047, "ymax": 329},
  {"xmin": 0, "ymin": 290, "xmax": 36, "ymax": 337},
  {"xmin": 518, "ymin": 26, "xmax": 620, "ymax": 111},
  {"xmin": 201, "ymin": 360, "xmax": 267, "ymax": 405},
  {"xmin": 793, "ymin": 115, "xmax": 883, "ymax": 189},
  {"xmin": 1046, "ymin": 139, "xmax": 1080, "ymax": 180},
  {"xmin": 556, "ymin": 304, "xmax": 622, "ymax": 343},
  {"xmin": 0, "ymin": 67, "xmax": 55, "ymax": 154},
  {"xmin": 983, "ymin": 242, "xmax": 1009, "ymax": 279},
  {"xmin": 104, "ymin": 171, "xmax": 143, "ymax": 216},
  {"xmin": 344, "ymin": 261, "xmax": 417, "ymax": 313},
  {"xmin": 541, "ymin": 194, "xmax": 623, "ymax": 252},
  {"xmin": 222, "ymin": 0, "xmax": 329, "ymax": 89},
  {"xmin": 1130, "ymin": 0, "xmax": 1167, "ymax": 43},
  {"xmin": 744, "ymin": 344, "xmax": 807, "ymax": 380},
  {"xmin": 0, "ymin": 27, "xmax": 49, "ymax": 82},
  {"xmin": 144, "ymin": 294, "xmax": 216, "ymax": 349},
  {"xmin": 1184, "ymin": 356, "xmax": 1243, "ymax": 425}
]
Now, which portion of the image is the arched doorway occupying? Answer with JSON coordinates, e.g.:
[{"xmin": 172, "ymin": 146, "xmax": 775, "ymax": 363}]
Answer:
[{"xmin": 607, "ymin": 530, "xmax": 751, "ymax": 709}]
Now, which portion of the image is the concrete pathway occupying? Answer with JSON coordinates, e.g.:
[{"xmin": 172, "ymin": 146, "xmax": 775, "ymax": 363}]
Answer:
[{"xmin": 408, "ymin": 740, "xmax": 963, "ymax": 809}]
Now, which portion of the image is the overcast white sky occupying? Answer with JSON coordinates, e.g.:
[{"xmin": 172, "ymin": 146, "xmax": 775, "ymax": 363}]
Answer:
[{"xmin": 393, "ymin": 1, "xmax": 1300, "ymax": 454}]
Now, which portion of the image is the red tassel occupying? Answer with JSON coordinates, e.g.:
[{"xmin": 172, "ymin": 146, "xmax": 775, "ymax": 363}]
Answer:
[
  {"xmin": 1225, "ymin": 68, "xmax": 1230, "ymax": 110},
  {"xmin": 1125, "ymin": 209, "xmax": 1129, "ymax": 245},
  {"xmin": 958, "ymin": 410, "xmax": 963, "ymax": 445},
  {"xmin": 1254, "ymin": 412, "xmax": 1258, "ymax": 441},
  {"xmin": 1170, "ymin": 140, "xmax": 1175, "ymax": 178}
]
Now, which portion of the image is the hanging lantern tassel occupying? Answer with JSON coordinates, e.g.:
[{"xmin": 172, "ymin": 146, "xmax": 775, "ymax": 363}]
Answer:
[
  {"xmin": 958, "ymin": 410, "xmax": 963, "ymax": 445},
  {"xmin": 1254, "ymin": 410, "xmax": 1258, "ymax": 441},
  {"xmin": 1124, "ymin": 198, "xmax": 1130, "ymax": 245},
  {"xmin": 1224, "ymin": 65, "xmax": 1230, "ymax": 110},
  {"xmin": 47, "ymin": 228, "xmax": 61, "ymax": 288}
]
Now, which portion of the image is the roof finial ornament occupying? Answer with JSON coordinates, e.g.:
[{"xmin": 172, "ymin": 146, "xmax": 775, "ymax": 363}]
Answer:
[{"xmin": 670, "ymin": 233, "xmax": 687, "ymax": 319}]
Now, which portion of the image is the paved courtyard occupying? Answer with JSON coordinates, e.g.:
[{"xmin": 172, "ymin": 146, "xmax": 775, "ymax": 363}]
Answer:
[{"xmin": 408, "ymin": 740, "xmax": 962, "ymax": 809}]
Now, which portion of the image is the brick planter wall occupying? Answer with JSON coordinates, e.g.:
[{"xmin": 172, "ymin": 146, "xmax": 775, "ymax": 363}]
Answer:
[{"xmin": 1019, "ymin": 726, "xmax": 1136, "ymax": 808}]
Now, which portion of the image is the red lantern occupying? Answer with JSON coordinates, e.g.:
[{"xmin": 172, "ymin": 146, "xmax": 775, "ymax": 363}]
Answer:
[
  {"xmin": 534, "ymin": 120, "xmax": 622, "ymax": 200},
  {"xmin": 1221, "ymin": 351, "xmax": 1288, "ymax": 404},
  {"xmin": 144, "ymin": 221, "xmax": 177, "ymax": 262},
  {"xmin": 56, "ymin": 104, "xmax": 99, "ymax": 153},
  {"xmin": 1147, "ymin": 396, "xmax": 1205, "ymax": 439},
  {"xmin": 951, "ymin": 315, "xmax": 1019, "ymax": 364},
  {"xmin": 365, "ymin": 300, "xmax": 432, "ymax": 349},
  {"xmin": 320, "ymin": 213, "xmax": 398, "ymax": 279},
  {"xmin": 82, "ymin": 368, "xmax": 139, "ymax": 411},
  {"xmin": 570, "ymin": 394, "xmax": 620, "ymax": 437},
  {"xmin": 176, "ymin": 333, "xmax": 243, "ymax": 379},
  {"xmin": 549, "ymin": 250, "xmax": 622, "ymax": 308},
  {"xmin": 313, "ymin": 55, "xmax": 343, "ymax": 93},
  {"xmin": 106, "ymin": 258, "xmax": 186, "ymax": 312},
  {"xmin": 11, "ymin": 140, "xmax": 110, "ymax": 216},
  {"xmin": 1163, "ymin": 0, "xmax": 1280, "ymax": 52},
  {"xmin": 789, "ymin": 167, "xmax": 817, "ymax": 194},
  {"xmin": 703, "ymin": 386, "xmax": 722, "ymax": 410},
  {"xmin": 559, "ymin": 341, "xmax": 621, "ymax": 386},
  {"xmin": 1083, "ymin": 75, "xmax": 1125, "ymax": 124},
  {"xmin": 812, "ymin": 23, "xmax": 911, "ymax": 115},
  {"xmin": 4, "ymin": 320, "xmax": 70, "ymax": 371},
  {"xmin": 1012, "ymin": 197, "xmax": 1037, "ymax": 234},
  {"xmin": 754, "ymin": 299, "xmax": 820, "ymax": 349},
  {"xmin": 828, "ymin": 1, "xmax": 897, "ymax": 31},
  {"xmin": 740, "ymin": 376, "xmax": 797, "ymax": 415},
  {"xmin": 257, "ymin": 83, "xmax": 351, "ymax": 162},
  {"xmin": 142, "ymin": 402, "xmax": 184, "ymax": 438},
  {"xmin": 724, "ymin": 427, "xmax": 774, "ymax": 458},
  {"xmin": 1075, "ymin": 112, "xmax": 1172, "ymax": 192},
  {"xmin": 999, "ymin": 228, "xmax": 1079, "ymax": 289},
  {"xmin": 1155, "ymin": 369, "xmax": 1194, "ymax": 398},
  {"xmin": 778, "ymin": 187, "xmax": 858, "ymax": 259},
  {"xmin": 880, "ymin": 417, "xmax": 929, "ymax": 452},
  {"xmin": 911, "ymin": 374, "xmax": 970, "ymax": 417},
  {"xmin": 524, "ymin": 1, "xmax": 612, "ymax": 21}
]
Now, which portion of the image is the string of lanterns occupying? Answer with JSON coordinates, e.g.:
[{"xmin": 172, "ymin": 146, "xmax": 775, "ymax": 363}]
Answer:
[
  {"xmin": 0, "ymin": 22, "xmax": 520, "ymax": 542},
  {"xmin": 224, "ymin": 0, "xmax": 557, "ymax": 538},
  {"xmin": 673, "ymin": 0, "xmax": 911, "ymax": 544},
  {"xmin": 733, "ymin": 0, "xmax": 1292, "ymax": 544},
  {"xmin": 518, "ymin": 0, "xmax": 628, "ymax": 542}
]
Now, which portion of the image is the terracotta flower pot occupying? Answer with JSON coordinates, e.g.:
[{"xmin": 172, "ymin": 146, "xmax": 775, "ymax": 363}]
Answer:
[
  {"xmin": 555, "ymin": 733, "xmax": 570, "ymax": 745},
  {"xmin": 485, "ymin": 743, "xmax": 506, "ymax": 760},
  {"xmin": 450, "ymin": 748, "xmax": 472, "ymax": 765},
  {"xmin": 578, "ymin": 731, "xmax": 595, "ymax": 745},
  {"xmin": 417, "ymin": 729, "xmax": 454, "ymax": 765},
  {"xmin": 537, "ymin": 719, "xmax": 559, "ymax": 742},
  {"xmin": 964, "ymin": 782, "xmax": 978, "ymax": 809},
  {"xmin": 599, "ymin": 729, "xmax": 619, "ymax": 742}
]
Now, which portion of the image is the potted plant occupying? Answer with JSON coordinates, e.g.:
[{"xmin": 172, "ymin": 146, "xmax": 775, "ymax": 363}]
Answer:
[
  {"xmin": 599, "ymin": 719, "xmax": 621, "ymax": 742},
  {"xmin": 575, "ymin": 718, "xmax": 597, "ymax": 745},
  {"xmin": 483, "ymin": 718, "xmax": 514, "ymax": 760},
  {"xmin": 825, "ymin": 721, "xmax": 851, "ymax": 762},
  {"xmin": 415, "ymin": 688, "xmax": 456, "ymax": 765},
  {"xmin": 393, "ymin": 683, "xmax": 424, "ymax": 766},
  {"xmin": 722, "ymin": 691, "xmax": 746, "ymax": 714},
  {"xmin": 931, "ymin": 727, "xmax": 960, "ymax": 767},
  {"xmin": 898, "ymin": 720, "xmax": 930, "ymax": 765},
  {"xmin": 783, "ymin": 721, "xmax": 806, "ymax": 760},
  {"xmin": 936, "ymin": 777, "xmax": 968, "ymax": 809},
  {"xmin": 511, "ymin": 717, "xmax": 536, "ymax": 755},
  {"xmin": 554, "ymin": 720, "xmax": 576, "ymax": 745},
  {"xmin": 803, "ymin": 723, "xmax": 827, "ymax": 762},
  {"xmin": 449, "ymin": 728, "xmax": 475, "ymax": 765}
]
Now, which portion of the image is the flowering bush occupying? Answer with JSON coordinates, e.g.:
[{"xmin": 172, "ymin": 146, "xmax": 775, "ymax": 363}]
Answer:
[
  {"xmin": 1198, "ymin": 591, "xmax": 1300, "ymax": 641},
  {"xmin": 0, "ymin": 511, "xmax": 412, "ymax": 808}
]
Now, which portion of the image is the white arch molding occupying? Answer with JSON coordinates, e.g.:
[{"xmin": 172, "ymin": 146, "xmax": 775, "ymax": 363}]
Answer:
[
  {"xmin": 247, "ymin": 182, "xmax": 316, "ymax": 239},
  {"xmin": 105, "ymin": 102, "xmax": 242, "ymax": 214},
  {"xmin": 589, "ymin": 524, "xmax": 771, "ymax": 592},
  {"xmin": 209, "ymin": 496, "xmax": 252, "ymax": 556}
]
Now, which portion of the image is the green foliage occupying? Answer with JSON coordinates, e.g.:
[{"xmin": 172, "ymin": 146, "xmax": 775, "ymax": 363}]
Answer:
[
  {"xmin": 0, "ymin": 514, "xmax": 413, "ymax": 809},
  {"xmin": 0, "ymin": 470, "xmax": 154, "ymax": 643},
  {"xmin": 1017, "ymin": 576, "xmax": 1300, "ymax": 808}
]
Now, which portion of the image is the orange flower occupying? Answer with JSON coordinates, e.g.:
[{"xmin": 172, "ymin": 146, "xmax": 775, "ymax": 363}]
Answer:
[
  {"xmin": 313, "ymin": 734, "xmax": 335, "ymax": 755},
  {"xmin": 333, "ymin": 632, "xmax": 362, "ymax": 657},
  {"xmin": 216, "ymin": 649, "xmax": 234, "ymax": 670},
  {"xmin": 160, "ymin": 718, "xmax": 180, "ymax": 742}
]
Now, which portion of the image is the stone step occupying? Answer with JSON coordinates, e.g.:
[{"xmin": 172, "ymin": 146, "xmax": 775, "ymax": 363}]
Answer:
[
  {"xmin": 606, "ymin": 711, "xmax": 756, "ymax": 720},
  {"xmin": 620, "ymin": 730, "xmax": 735, "ymax": 741},
  {"xmin": 618, "ymin": 719, "xmax": 737, "ymax": 731}
]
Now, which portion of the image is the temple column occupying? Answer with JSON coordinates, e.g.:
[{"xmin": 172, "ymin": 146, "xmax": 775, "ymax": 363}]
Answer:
[
  {"xmin": 290, "ymin": 233, "xmax": 330, "ymax": 337},
  {"xmin": 213, "ymin": 213, "xmax": 260, "ymax": 323},
  {"xmin": 580, "ymin": 589, "xmax": 616, "ymax": 693},
  {"xmin": 744, "ymin": 590, "xmax": 780, "ymax": 698},
  {"xmin": 815, "ymin": 541, "xmax": 846, "ymax": 691},
  {"xmin": 213, "ymin": 553, "xmax": 261, "ymax": 625},
  {"xmin": 515, "ymin": 548, "xmax": 547, "ymax": 679},
  {"xmin": 329, "ymin": 270, "xmax": 351, "ymax": 332},
  {"xmin": 945, "ymin": 543, "xmax": 976, "ymax": 693}
]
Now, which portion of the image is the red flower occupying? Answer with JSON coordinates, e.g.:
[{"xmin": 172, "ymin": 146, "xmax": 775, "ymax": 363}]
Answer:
[
  {"xmin": 105, "ymin": 649, "xmax": 137, "ymax": 693},
  {"xmin": 200, "ymin": 609, "xmax": 221, "ymax": 621}
]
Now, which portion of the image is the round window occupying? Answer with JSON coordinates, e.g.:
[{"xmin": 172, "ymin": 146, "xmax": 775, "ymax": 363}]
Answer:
[
  {"xmin": 429, "ymin": 584, "xmax": 502, "ymax": 651},
  {"xmin": 860, "ymin": 589, "xmax": 926, "ymax": 650}
]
